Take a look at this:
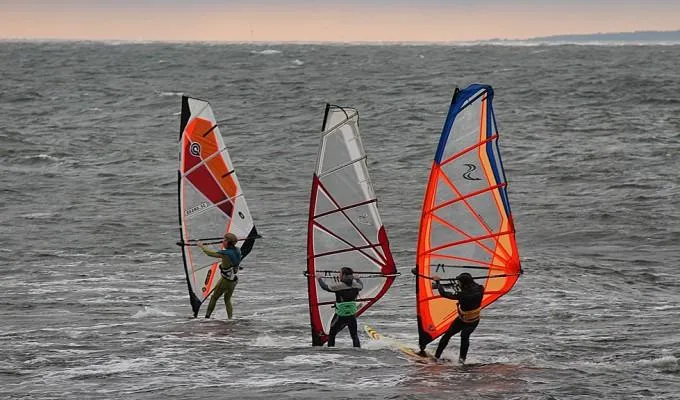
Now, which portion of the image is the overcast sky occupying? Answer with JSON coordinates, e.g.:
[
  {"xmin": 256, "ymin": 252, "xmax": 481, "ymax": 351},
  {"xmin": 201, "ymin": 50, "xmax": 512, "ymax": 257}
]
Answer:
[{"xmin": 1, "ymin": 0, "xmax": 679, "ymax": 42}]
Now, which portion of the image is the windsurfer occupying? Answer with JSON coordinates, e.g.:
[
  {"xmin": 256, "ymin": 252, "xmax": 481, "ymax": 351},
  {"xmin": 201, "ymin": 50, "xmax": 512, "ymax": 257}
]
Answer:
[
  {"xmin": 424, "ymin": 272, "xmax": 484, "ymax": 363},
  {"xmin": 197, "ymin": 233, "xmax": 242, "ymax": 319},
  {"xmin": 317, "ymin": 267, "xmax": 363, "ymax": 347}
]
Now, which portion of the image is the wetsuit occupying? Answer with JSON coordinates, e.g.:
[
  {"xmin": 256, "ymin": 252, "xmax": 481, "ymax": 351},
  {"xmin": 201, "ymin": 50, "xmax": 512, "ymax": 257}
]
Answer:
[
  {"xmin": 318, "ymin": 277, "xmax": 363, "ymax": 348},
  {"xmin": 433, "ymin": 280, "xmax": 484, "ymax": 361},
  {"xmin": 200, "ymin": 246, "xmax": 242, "ymax": 319}
]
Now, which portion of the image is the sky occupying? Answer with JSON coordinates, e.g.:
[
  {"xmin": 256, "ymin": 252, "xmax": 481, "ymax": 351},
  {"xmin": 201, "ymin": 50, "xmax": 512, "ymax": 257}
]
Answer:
[{"xmin": 1, "ymin": 0, "xmax": 679, "ymax": 42}]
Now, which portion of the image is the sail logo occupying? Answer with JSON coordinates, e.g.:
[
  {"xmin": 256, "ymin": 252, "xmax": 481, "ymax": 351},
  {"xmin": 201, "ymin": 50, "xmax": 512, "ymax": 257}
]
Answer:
[
  {"xmin": 185, "ymin": 202, "xmax": 208, "ymax": 216},
  {"xmin": 463, "ymin": 164, "xmax": 481, "ymax": 181},
  {"xmin": 189, "ymin": 142, "xmax": 201, "ymax": 157},
  {"xmin": 202, "ymin": 268, "xmax": 213, "ymax": 292}
]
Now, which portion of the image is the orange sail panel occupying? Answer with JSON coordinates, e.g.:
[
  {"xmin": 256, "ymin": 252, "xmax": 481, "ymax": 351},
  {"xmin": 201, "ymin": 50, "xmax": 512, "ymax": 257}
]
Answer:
[
  {"xmin": 306, "ymin": 104, "xmax": 398, "ymax": 346},
  {"xmin": 178, "ymin": 96, "xmax": 258, "ymax": 317},
  {"xmin": 416, "ymin": 85, "xmax": 521, "ymax": 348}
]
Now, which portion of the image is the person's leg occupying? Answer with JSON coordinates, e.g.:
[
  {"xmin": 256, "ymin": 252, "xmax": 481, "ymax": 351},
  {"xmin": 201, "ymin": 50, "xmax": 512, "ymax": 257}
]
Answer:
[
  {"xmin": 435, "ymin": 319, "xmax": 464, "ymax": 359},
  {"xmin": 327, "ymin": 315, "xmax": 347, "ymax": 347},
  {"xmin": 222, "ymin": 280, "xmax": 237, "ymax": 319},
  {"xmin": 418, "ymin": 334, "xmax": 430, "ymax": 356},
  {"xmin": 459, "ymin": 321, "xmax": 479, "ymax": 362},
  {"xmin": 205, "ymin": 278, "xmax": 226, "ymax": 318},
  {"xmin": 347, "ymin": 317, "xmax": 360, "ymax": 348}
]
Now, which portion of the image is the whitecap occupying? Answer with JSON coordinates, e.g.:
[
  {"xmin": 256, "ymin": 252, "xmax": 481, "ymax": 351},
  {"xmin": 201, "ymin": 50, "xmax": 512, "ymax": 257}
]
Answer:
[
  {"xmin": 132, "ymin": 306, "xmax": 176, "ymax": 318},
  {"xmin": 231, "ymin": 375, "xmax": 331, "ymax": 388},
  {"xmin": 25, "ymin": 153, "xmax": 59, "ymax": 162},
  {"xmin": 636, "ymin": 355, "xmax": 678, "ymax": 372},
  {"xmin": 20, "ymin": 212, "xmax": 57, "ymax": 219},
  {"xmin": 292, "ymin": 59, "xmax": 304, "ymax": 66},
  {"xmin": 250, "ymin": 335, "xmax": 300, "ymax": 348},
  {"xmin": 251, "ymin": 49, "xmax": 282, "ymax": 55},
  {"xmin": 281, "ymin": 353, "xmax": 346, "ymax": 365},
  {"xmin": 361, "ymin": 337, "xmax": 394, "ymax": 351},
  {"xmin": 43, "ymin": 357, "xmax": 155, "ymax": 381},
  {"xmin": 24, "ymin": 356, "xmax": 49, "ymax": 365},
  {"xmin": 160, "ymin": 91, "xmax": 183, "ymax": 97}
]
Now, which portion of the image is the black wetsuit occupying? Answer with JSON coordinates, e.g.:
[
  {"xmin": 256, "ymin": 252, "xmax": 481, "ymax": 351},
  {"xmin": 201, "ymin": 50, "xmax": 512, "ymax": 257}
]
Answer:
[
  {"xmin": 433, "ymin": 281, "xmax": 484, "ymax": 360},
  {"xmin": 318, "ymin": 277, "xmax": 363, "ymax": 348}
]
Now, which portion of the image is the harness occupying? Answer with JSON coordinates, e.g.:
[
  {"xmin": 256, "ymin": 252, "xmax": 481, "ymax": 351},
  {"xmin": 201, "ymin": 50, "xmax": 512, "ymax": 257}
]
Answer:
[
  {"xmin": 334, "ymin": 301, "xmax": 358, "ymax": 317},
  {"xmin": 219, "ymin": 247, "xmax": 241, "ymax": 281},
  {"xmin": 457, "ymin": 304, "xmax": 481, "ymax": 323}
]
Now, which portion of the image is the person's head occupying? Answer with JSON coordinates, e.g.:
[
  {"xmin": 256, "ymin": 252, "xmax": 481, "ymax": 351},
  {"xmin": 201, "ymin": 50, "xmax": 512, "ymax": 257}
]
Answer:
[
  {"xmin": 223, "ymin": 233, "xmax": 238, "ymax": 247},
  {"xmin": 456, "ymin": 272, "xmax": 474, "ymax": 288},
  {"xmin": 340, "ymin": 267, "xmax": 354, "ymax": 284}
]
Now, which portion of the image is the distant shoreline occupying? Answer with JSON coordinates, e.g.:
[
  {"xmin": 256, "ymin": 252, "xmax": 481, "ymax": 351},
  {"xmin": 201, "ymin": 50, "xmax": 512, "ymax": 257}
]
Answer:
[{"xmin": 512, "ymin": 30, "xmax": 680, "ymax": 43}]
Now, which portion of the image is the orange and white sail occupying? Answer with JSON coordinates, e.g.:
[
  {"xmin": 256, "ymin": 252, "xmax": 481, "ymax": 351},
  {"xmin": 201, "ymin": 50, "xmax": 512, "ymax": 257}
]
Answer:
[
  {"xmin": 177, "ymin": 96, "xmax": 258, "ymax": 317},
  {"xmin": 415, "ymin": 85, "xmax": 522, "ymax": 348}
]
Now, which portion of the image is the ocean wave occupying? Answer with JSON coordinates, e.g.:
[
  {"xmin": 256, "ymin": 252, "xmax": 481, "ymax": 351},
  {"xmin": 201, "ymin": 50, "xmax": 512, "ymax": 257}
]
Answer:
[
  {"xmin": 250, "ymin": 335, "xmax": 302, "ymax": 348},
  {"xmin": 20, "ymin": 212, "xmax": 58, "ymax": 220},
  {"xmin": 251, "ymin": 49, "xmax": 282, "ymax": 55},
  {"xmin": 42, "ymin": 357, "xmax": 157, "ymax": 381},
  {"xmin": 636, "ymin": 356, "xmax": 679, "ymax": 372},
  {"xmin": 230, "ymin": 374, "xmax": 331, "ymax": 388},
  {"xmin": 132, "ymin": 306, "xmax": 177, "ymax": 318}
]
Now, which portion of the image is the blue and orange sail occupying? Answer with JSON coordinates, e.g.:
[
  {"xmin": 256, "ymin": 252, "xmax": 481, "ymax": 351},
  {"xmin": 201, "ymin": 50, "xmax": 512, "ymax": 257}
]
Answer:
[{"xmin": 415, "ymin": 85, "xmax": 522, "ymax": 348}]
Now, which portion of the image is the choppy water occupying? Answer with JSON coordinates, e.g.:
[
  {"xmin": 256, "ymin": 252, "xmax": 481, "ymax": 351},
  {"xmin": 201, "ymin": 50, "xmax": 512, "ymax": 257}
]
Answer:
[{"xmin": 1, "ymin": 42, "xmax": 679, "ymax": 399}]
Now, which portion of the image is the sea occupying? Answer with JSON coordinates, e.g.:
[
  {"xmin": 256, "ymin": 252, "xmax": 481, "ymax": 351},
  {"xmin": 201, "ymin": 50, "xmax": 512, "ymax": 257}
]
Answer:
[{"xmin": 0, "ymin": 41, "xmax": 678, "ymax": 399}]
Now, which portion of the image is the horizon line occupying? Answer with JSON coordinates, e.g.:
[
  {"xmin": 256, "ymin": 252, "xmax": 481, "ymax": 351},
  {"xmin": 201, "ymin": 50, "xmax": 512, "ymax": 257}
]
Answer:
[{"xmin": 2, "ymin": 29, "xmax": 679, "ymax": 45}]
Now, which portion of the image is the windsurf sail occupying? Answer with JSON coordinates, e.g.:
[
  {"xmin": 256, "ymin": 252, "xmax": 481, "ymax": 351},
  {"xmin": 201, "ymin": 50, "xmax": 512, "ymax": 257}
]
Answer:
[
  {"xmin": 415, "ymin": 84, "xmax": 522, "ymax": 348},
  {"xmin": 177, "ymin": 96, "xmax": 259, "ymax": 317},
  {"xmin": 306, "ymin": 104, "xmax": 398, "ymax": 346}
]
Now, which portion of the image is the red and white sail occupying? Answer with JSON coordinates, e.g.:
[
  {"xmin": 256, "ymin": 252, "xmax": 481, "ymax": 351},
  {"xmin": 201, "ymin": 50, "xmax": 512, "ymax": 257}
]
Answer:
[{"xmin": 306, "ymin": 104, "xmax": 397, "ymax": 346}]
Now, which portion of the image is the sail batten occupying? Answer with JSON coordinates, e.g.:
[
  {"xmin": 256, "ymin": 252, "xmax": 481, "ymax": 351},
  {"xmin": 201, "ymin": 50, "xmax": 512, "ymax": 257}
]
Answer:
[
  {"xmin": 416, "ymin": 85, "xmax": 521, "ymax": 346},
  {"xmin": 306, "ymin": 104, "xmax": 397, "ymax": 346},
  {"xmin": 178, "ymin": 96, "xmax": 258, "ymax": 317}
]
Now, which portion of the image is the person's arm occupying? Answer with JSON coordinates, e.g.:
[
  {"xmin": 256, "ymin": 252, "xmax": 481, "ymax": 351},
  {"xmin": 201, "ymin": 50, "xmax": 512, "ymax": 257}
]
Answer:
[
  {"xmin": 432, "ymin": 275, "xmax": 459, "ymax": 300},
  {"xmin": 436, "ymin": 281, "xmax": 459, "ymax": 300},
  {"xmin": 197, "ymin": 241, "xmax": 222, "ymax": 258},
  {"xmin": 354, "ymin": 277, "xmax": 363, "ymax": 290},
  {"xmin": 317, "ymin": 277, "xmax": 333, "ymax": 292}
]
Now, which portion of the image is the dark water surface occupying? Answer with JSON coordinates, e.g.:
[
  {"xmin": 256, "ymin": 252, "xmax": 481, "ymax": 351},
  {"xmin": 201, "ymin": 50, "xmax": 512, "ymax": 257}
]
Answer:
[{"xmin": 1, "ymin": 42, "xmax": 679, "ymax": 399}]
